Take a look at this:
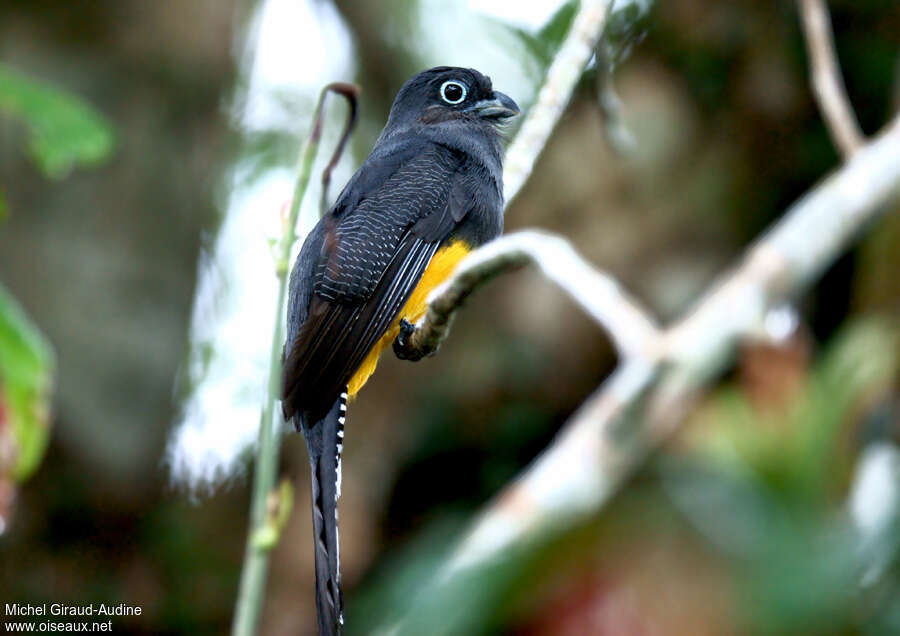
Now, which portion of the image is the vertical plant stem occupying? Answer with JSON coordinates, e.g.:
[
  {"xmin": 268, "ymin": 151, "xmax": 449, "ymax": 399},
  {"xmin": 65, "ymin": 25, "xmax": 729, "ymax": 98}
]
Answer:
[{"xmin": 231, "ymin": 82, "xmax": 359, "ymax": 636}]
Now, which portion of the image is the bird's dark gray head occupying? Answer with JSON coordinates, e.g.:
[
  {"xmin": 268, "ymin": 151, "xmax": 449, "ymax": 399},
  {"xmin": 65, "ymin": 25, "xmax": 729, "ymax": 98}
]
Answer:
[{"xmin": 381, "ymin": 66, "xmax": 520, "ymax": 135}]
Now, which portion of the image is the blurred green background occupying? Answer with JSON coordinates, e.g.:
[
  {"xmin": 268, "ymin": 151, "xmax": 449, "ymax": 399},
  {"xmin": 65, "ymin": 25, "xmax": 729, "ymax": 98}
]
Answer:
[{"xmin": 1, "ymin": 1, "xmax": 898, "ymax": 634}]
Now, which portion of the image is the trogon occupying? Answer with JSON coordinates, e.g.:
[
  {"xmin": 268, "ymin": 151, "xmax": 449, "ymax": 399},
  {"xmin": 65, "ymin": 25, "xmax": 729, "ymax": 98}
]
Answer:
[{"xmin": 281, "ymin": 66, "xmax": 519, "ymax": 635}]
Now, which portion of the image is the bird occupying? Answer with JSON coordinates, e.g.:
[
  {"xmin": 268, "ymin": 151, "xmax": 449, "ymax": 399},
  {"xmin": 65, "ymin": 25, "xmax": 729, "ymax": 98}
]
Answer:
[{"xmin": 281, "ymin": 66, "xmax": 519, "ymax": 635}]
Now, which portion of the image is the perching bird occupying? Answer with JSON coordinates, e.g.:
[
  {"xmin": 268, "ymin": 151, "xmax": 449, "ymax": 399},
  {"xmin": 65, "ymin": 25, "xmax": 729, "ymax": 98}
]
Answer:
[{"xmin": 281, "ymin": 66, "xmax": 518, "ymax": 635}]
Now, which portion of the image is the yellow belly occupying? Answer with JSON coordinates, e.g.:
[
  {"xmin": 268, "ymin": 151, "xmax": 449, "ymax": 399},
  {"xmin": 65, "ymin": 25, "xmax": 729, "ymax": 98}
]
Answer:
[{"xmin": 346, "ymin": 241, "xmax": 471, "ymax": 396}]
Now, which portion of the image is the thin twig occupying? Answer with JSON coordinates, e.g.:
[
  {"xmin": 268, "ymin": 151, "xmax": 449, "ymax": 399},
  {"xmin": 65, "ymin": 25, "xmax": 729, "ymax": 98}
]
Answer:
[
  {"xmin": 396, "ymin": 0, "xmax": 620, "ymax": 362},
  {"xmin": 797, "ymin": 0, "xmax": 865, "ymax": 158},
  {"xmin": 231, "ymin": 82, "xmax": 359, "ymax": 636},
  {"xmin": 421, "ymin": 115, "xmax": 900, "ymax": 591},
  {"xmin": 319, "ymin": 84, "xmax": 360, "ymax": 217},
  {"xmin": 394, "ymin": 230, "xmax": 660, "ymax": 361}
]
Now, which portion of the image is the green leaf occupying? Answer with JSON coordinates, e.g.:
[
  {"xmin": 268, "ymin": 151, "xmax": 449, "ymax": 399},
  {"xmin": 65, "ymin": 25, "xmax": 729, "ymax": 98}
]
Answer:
[
  {"xmin": 0, "ymin": 63, "xmax": 115, "ymax": 178},
  {"xmin": 536, "ymin": 0, "xmax": 579, "ymax": 55},
  {"xmin": 0, "ymin": 282, "xmax": 54, "ymax": 482},
  {"xmin": 482, "ymin": 0, "xmax": 579, "ymax": 70}
]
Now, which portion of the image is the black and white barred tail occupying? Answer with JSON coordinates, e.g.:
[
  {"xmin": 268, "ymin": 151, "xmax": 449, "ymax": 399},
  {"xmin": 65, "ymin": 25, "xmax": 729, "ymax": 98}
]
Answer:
[{"xmin": 301, "ymin": 388, "xmax": 348, "ymax": 636}]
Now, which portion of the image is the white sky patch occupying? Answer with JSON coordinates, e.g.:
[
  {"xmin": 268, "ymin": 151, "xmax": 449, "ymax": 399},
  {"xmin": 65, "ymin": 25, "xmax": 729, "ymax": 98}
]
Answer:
[
  {"xmin": 167, "ymin": 0, "xmax": 354, "ymax": 492},
  {"xmin": 467, "ymin": 0, "xmax": 565, "ymax": 30},
  {"xmin": 240, "ymin": 0, "xmax": 355, "ymax": 132},
  {"xmin": 417, "ymin": 0, "xmax": 566, "ymax": 115},
  {"xmin": 168, "ymin": 0, "xmax": 560, "ymax": 492}
]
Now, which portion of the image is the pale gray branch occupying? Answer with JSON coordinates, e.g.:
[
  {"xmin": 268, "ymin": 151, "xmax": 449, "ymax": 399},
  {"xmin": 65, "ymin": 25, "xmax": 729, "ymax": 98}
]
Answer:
[
  {"xmin": 436, "ymin": 115, "xmax": 900, "ymax": 582},
  {"xmin": 379, "ymin": 3, "xmax": 897, "ymax": 629},
  {"xmin": 797, "ymin": 0, "xmax": 866, "ymax": 158},
  {"xmin": 395, "ymin": 0, "xmax": 626, "ymax": 362},
  {"xmin": 503, "ymin": 0, "xmax": 611, "ymax": 206},
  {"xmin": 397, "ymin": 231, "xmax": 659, "ymax": 362}
]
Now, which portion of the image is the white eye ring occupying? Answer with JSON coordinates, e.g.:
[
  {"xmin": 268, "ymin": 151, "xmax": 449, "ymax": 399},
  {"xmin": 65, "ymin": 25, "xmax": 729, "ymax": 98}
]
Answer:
[{"xmin": 440, "ymin": 80, "xmax": 467, "ymax": 105}]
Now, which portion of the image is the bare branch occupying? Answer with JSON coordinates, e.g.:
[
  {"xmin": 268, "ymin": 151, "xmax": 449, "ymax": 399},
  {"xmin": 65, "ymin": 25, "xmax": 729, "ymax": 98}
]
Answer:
[
  {"xmin": 435, "ymin": 115, "xmax": 900, "ymax": 582},
  {"xmin": 797, "ymin": 0, "xmax": 865, "ymax": 158},
  {"xmin": 380, "ymin": 5, "xmax": 897, "ymax": 630},
  {"xmin": 503, "ymin": 0, "xmax": 611, "ymax": 206},
  {"xmin": 441, "ymin": 358, "xmax": 661, "ymax": 576},
  {"xmin": 395, "ymin": 1, "xmax": 625, "ymax": 362},
  {"xmin": 393, "ymin": 231, "xmax": 660, "ymax": 362},
  {"xmin": 318, "ymin": 83, "xmax": 360, "ymax": 217}
]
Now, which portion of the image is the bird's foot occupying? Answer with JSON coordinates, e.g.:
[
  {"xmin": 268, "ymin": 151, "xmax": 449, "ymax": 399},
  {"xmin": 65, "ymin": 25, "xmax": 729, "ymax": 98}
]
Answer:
[{"xmin": 393, "ymin": 319, "xmax": 427, "ymax": 361}]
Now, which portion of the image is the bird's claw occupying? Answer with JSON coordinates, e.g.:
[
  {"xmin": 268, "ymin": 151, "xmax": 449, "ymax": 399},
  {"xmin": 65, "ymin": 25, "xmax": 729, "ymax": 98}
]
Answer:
[{"xmin": 394, "ymin": 319, "xmax": 425, "ymax": 361}]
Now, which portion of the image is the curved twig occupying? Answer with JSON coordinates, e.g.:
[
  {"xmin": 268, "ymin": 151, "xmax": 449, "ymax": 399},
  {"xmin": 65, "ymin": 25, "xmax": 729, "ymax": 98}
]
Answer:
[
  {"xmin": 393, "ymin": 230, "xmax": 660, "ymax": 361},
  {"xmin": 318, "ymin": 83, "xmax": 361, "ymax": 217},
  {"xmin": 797, "ymin": 0, "xmax": 865, "ymax": 158},
  {"xmin": 371, "ymin": 119, "xmax": 900, "ymax": 634},
  {"xmin": 395, "ymin": 0, "xmax": 623, "ymax": 362}
]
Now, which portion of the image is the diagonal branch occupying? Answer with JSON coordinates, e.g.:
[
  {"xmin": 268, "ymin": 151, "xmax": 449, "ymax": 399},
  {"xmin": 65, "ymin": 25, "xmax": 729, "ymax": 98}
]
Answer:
[
  {"xmin": 502, "ymin": 0, "xmax": 611, "ymax": 206},
  {"xmin": 414, "ymin": 115, "xmax": 900, "ymax": 596},
  {"xmin": 396, "ymin": 0, "xmax": 631, "ymax": 363},
  {"xmin": 379, "ymin": 5, "xmax": 897, "ymax": 632},
  {"xmin": 797, "ymin": 0, "xmax": 866, "ymax": 158}
]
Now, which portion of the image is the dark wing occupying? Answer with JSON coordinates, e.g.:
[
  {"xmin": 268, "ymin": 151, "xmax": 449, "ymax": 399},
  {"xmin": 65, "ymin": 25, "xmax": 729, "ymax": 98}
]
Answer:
[{"xmin": 282, "ymin": 142, "xmax": 471, "ymax": 423}]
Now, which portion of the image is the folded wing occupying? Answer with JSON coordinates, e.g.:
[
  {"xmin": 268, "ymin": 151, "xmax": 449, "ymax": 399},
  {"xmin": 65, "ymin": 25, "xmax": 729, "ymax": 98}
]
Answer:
[{"xmin": 282, "ymin": 141, "xmax": 474, "ymax": 423}]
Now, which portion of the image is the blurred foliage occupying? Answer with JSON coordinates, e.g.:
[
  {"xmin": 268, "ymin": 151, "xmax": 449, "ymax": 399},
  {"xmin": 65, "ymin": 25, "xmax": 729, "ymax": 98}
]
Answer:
[
  {"xmin": 0, "ymin": 63, "xmax": 114, "ymax": 530},
  {"xmin": 855, "ymin": 204, "xmax": 900, "ymax": 316},
  {"xmin": 683, "ymin": 319, "xmax": 897, "ymax": 502},
  {"xmin": 0, "ymin": 281, "xmax": 54, "ymax": 536},
  {"xmin": 665, "ymin": 318, "xmax": 900, "ymax": 635},
  {"xmin": 603, "ymin": 0, "xmax": 653, "ymax": 67},
  {"xmin": 350, "ymin": 319, "xmax": 900, "ymax": 635},
  {"xmin": 0, "ymin": 63, "xmax": 114, "ymax": 179},
  {"xmin": 0, "ymin": 64, "xmax": 115, "ymax": 481},
  {"xmin": 0, "ymin": 282, "xmax": 54, "ymax": 483},
  {"xmin": 0, "ymin": 62, "xmax": 116, "ymax": 485},
  {"xmin": 237, "ymin": 128, "xmax": 305, "ymax": 189},
  {"xmin": 0, "ymin": 0, "xmax": 897, "ymax": 634}
]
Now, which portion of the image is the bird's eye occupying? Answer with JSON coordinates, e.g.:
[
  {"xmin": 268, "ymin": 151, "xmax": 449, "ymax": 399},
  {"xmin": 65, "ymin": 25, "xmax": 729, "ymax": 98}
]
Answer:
[{"xmin": 440, "ymin": 80, "xmax": 467, "ymax": 105}]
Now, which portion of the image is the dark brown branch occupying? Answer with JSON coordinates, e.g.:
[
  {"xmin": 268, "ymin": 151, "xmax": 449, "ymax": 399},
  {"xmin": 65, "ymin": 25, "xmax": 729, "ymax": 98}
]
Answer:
[{"xmin": 316, "ymin": 82, "xmax": 360, "ymax": 217}]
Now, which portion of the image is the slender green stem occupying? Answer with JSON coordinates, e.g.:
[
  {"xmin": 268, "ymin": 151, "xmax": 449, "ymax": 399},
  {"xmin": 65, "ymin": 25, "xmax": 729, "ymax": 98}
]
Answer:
[{"xmin": 231, "ymin": 82, "xmax": 359, "ymax": 636}]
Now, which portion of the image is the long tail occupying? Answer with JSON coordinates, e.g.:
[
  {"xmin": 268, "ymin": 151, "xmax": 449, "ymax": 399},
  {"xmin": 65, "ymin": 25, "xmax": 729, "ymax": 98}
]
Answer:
[{"xmin": 301, "ymin": 389, "xmax": 347, "ymax": 636}]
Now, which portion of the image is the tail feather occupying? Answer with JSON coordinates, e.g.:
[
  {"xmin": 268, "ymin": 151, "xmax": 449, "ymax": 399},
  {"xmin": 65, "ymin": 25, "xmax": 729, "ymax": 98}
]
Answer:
[{"xmin": 302, "ymin": 390, "xmax": 347, "ymax": 636}]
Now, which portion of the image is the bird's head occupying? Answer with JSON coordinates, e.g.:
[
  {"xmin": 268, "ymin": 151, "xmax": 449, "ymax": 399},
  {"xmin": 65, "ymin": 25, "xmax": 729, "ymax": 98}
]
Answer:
[{"xmin": 383, "ymin": 66, "xmax": 520, "ymax": 133}]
